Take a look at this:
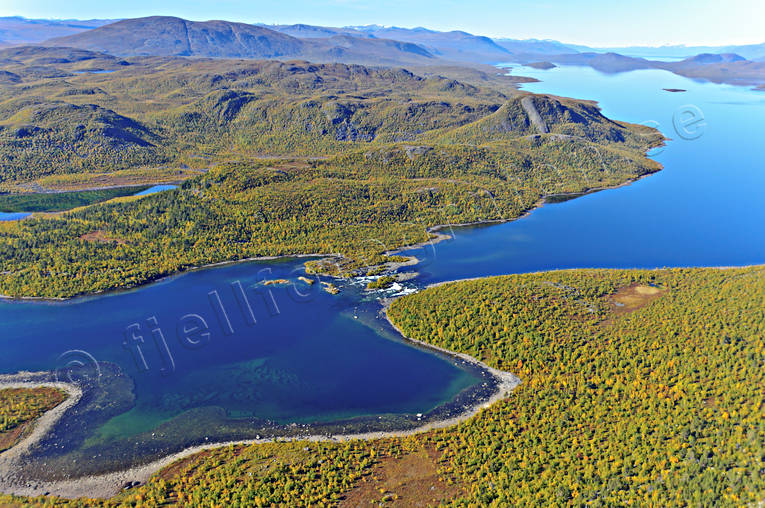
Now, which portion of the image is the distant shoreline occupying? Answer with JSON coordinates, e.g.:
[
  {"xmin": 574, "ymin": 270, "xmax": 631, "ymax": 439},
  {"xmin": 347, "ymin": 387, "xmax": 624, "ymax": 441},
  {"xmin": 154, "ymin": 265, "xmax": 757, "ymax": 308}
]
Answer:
[
  {"xmin": 0, "ymin": 164, "xmax": 661, "ymax": 304},
  {"xmin": 0, "ymin": 253, "xmax": 334, "ymax": 303}
]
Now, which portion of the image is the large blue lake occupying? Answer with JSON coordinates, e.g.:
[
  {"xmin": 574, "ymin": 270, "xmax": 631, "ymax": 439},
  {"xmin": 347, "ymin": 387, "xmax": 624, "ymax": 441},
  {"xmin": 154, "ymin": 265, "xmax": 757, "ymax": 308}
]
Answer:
[
  {"xmin": 401, "ymin": 64, "xmax": 765, "ymax": 282},
  {"xmin": 1, "ymin": 63, "xmax": 764, "ymax": 476}
]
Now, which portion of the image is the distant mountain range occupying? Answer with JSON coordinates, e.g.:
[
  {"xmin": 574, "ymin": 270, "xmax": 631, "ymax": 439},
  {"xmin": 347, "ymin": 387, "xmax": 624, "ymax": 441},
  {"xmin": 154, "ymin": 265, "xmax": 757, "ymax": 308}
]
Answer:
[
  {"xmin": 494, "ymin": 38, "xmax": 577, "ymax": 56},
  {"xmin": 573, "ymin": 43, "xmax": 765, "ymax": 62},
  {"xmin": 1, "ymin": 15, "xmax": 763, "ymax": 87},
  {"xmin": 265, "ymin": 24, "xmax": 519, "ymax": 63},
  {"xmin": 4, "ymin": 15, "xmax": 763, "ymax": 60},
  {"xmin": 43, "ymin": 17, "xmax": 580, "ymax": 65},
  {"xmin": 0, "ymin": 16, "xmax": 114, "ymax": 45},
  {"xmin": 537, "ymin": 51, "xmax": 750, "ymax": 71},
  {"xmin": 43, "ymin": 16, "xmax": 439, "ymax": 65},
  {"xmin": 530, "ymin": 52, "xmax": 765, "ymax": 86}
]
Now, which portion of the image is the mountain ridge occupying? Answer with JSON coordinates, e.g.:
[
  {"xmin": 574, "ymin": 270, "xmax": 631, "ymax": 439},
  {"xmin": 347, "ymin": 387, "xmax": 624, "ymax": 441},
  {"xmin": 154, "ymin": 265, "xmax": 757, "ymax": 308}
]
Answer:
[
  {"xmin": 44, "ymin": 16, "xmax": 436, "ymax": 65},
  {"xmin": 44, "ymin": 17, "xmax": 580, "ymax": 66},
  {"xmin": 27, "ymin": 15, "xmax": 765, "ymax": 88}
]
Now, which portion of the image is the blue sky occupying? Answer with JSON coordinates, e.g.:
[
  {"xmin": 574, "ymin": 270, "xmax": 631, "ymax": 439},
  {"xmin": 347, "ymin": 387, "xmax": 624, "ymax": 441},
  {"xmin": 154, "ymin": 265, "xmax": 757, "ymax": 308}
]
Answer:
[{"xmin": 1, "ymin": 0, "xmax": 763, "ymax": 47}]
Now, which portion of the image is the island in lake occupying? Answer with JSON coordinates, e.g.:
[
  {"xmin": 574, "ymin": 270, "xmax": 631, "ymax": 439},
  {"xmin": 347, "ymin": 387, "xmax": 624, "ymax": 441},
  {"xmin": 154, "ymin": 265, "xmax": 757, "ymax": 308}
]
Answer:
[{"xmin": 526, "ymin": 61, "xmax": 557, "ymax": 69}]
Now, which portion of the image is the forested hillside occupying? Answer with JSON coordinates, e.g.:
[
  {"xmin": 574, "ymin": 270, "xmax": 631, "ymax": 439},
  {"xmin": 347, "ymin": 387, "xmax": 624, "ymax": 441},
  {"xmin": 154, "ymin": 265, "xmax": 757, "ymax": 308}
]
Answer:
[
  {"xmin": 385, "ymin": 267, "xmax": 765, "ymax": 506},
  {"xmin": 0, "ymin": 132, "xmax": 660, "ymax": 297},
  {"xmin": 0, "ymin": 47, "xmax": 661, "ymax": 297}
]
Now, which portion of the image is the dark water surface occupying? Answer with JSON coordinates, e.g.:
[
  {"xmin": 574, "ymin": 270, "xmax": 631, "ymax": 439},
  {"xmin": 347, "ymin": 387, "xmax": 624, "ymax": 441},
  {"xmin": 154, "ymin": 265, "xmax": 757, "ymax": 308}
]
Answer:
[
  {"xmin": 1, "ymin": 63, "xmax": 763, "ymax": 476},
  {"xmin": 1, "ymin": 259, "xmax": 484, "ymax": 475}
]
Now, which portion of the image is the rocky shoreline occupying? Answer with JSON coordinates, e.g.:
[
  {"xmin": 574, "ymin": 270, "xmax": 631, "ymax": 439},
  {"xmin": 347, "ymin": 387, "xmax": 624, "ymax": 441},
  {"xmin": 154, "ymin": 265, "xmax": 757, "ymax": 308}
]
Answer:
[{"xmin": 0, "ymin": 345, "xmax": 519, "ymax": 499}]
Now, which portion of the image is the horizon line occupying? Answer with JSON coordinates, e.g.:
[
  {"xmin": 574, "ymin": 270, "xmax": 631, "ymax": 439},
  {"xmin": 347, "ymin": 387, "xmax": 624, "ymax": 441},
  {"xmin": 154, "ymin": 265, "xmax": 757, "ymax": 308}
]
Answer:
[{"xmin": 1, "ymin": 13, "xmax": 763, "ymax": 49}]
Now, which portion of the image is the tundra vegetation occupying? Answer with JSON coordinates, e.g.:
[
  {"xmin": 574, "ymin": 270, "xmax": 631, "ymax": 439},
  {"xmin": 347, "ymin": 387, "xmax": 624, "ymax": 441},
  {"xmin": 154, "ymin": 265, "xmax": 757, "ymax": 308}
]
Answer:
[
  {"xmin": 0, "ymin": 47, "xmax": 661, "ymax": 298},
  {"xmin": 1, "ymin": 267, "xmax": 762, "ymax": 506},
  {"xmin": 0, "ymin": 387, "xmax": 67, "ymax": 453}
]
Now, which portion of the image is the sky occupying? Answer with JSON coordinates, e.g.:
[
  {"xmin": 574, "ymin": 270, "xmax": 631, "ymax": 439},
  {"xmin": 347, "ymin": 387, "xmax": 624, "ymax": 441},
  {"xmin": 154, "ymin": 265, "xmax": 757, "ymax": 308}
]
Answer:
[{"xmin": 0, "ymin": 0, "xmax": 763, "ymax": 47}]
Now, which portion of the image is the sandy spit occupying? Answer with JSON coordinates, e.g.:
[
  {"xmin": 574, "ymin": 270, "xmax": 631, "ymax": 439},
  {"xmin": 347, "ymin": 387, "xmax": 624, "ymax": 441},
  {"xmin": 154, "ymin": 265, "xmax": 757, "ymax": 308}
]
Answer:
[{"xmin": 0, "ymin": 381, "xmax": 83, "ymax": 494}]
